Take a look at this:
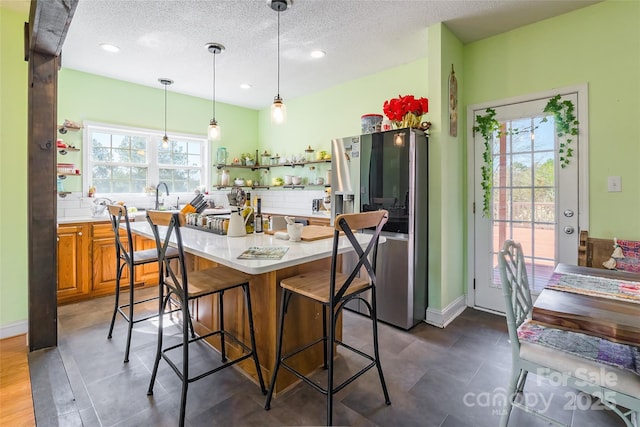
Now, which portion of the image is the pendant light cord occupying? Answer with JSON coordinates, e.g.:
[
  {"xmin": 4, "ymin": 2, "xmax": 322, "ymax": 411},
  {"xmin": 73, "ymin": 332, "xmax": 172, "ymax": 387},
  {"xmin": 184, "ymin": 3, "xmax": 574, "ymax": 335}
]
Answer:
[
  {"xmin": 277, "ymin": 10, "xmax": 280, "ymax": 98},
  {"xmin": 164, "ymin": 84, "xmax": 167, "ymax": 136},
  {"xmin": 212, "ymin": 50, "xmax": 216, "ymax": 120}
]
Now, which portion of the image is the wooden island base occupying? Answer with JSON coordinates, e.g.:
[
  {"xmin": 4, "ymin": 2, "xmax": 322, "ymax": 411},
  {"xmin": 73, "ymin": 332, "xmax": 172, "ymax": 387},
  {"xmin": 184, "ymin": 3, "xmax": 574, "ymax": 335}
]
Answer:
[{"xmin": 187, "ymin": 253, "xmax": 343, "ymax": 395}]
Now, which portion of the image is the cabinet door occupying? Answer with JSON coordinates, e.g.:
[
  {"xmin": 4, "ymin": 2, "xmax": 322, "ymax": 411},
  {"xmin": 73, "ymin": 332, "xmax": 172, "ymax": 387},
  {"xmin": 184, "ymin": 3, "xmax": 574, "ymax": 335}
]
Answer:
[
  {"xmin": 91, "ymin": 223, "xmax": 131, "ymax": 295},
  {"xmin": 57, "ymin": 224, "xmax": 89, "ymax": 303},
  {"xmin": 134, "ymin": 235, "xmax": 160, "ymax": 286}
]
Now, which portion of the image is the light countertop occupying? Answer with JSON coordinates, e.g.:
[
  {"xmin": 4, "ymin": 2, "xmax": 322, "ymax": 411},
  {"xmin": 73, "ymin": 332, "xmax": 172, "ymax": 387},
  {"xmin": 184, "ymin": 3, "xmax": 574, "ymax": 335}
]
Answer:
[
  {"xmin": 58, "ymin": 209, "xmax": 330, "ymax": 225},
  {"xmin": 127, "ymin": 221, "xmax": 376, "ymax": 275}
]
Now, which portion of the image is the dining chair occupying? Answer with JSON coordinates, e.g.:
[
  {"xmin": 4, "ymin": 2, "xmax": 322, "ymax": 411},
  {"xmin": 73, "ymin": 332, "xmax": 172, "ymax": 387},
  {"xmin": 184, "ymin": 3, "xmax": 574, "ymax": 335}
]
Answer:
[
  {"xmin": 146, "ymin": 211, "xmax": 266, "ymax": 427},
  {"xmin": 498, "ymin": 239, "xmax": 640, "ymax": 427},
  {"xmin": 106, "ymin": 204, "xmax": 179, "ymax": 363},
  {"xmin": 264, "ymin": 210, "xmax": 391, "ymax": 426}
]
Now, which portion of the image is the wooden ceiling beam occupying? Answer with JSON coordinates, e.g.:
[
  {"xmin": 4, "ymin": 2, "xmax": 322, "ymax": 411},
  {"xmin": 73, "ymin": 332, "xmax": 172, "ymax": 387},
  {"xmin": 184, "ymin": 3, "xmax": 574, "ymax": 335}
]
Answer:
[{"xmin": 27, "ymin": 0, "xmax": 78, "ymax": 59}]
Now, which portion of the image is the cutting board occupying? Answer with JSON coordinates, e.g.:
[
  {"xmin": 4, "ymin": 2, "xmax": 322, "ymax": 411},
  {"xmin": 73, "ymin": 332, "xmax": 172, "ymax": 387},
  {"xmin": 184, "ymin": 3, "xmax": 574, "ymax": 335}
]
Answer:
[{"xmin": 266, "ymin": 225, "xmax": 336, "ymax": 241}]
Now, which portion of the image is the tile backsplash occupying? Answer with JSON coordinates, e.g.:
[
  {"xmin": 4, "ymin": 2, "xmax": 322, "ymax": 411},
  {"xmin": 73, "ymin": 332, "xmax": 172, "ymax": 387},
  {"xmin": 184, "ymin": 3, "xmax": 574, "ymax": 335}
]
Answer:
[{"xmin": 57, "ymin": 188, "xmax": 329, "ymax": 219}]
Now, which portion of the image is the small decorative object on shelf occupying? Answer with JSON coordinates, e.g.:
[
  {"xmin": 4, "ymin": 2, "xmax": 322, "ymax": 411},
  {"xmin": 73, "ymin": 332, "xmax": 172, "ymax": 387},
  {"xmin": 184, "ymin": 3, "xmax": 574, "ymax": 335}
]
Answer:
[
  {"xmin": 383, "ymin": 94, "xmax": 429, "ymax": 130},
  {"xmin": 261, "ymin": 150, "xmax": 271, "ymax": 165},
  {"xmin": 305, "ymin": 145, "xmax": 315, "ymax": 162},
  {"xmin": 58, "ymin": 119, "xmax": 82, "ymax": 134}
]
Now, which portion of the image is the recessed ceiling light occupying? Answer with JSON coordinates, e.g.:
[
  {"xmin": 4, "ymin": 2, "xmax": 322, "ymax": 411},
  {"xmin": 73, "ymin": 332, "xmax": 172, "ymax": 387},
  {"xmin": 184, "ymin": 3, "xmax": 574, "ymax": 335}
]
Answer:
[
  {"xmin": 100, "ymin": 43, "xmax": 120, "ymax": 53},
  {"xmin": 310, "ymin": 50, "xmax": 326, "ymax": 59},
  {"xmin": 240, "ymin": 83, "xmax": 252, "ymax": 89}
]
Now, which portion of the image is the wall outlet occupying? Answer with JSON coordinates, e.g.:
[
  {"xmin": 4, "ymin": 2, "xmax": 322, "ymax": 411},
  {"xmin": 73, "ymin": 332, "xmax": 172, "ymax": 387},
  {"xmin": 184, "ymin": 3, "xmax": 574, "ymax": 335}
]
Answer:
[{"xmin": 607, "ymin": 176, "xmax": 622, "ymax": 192}]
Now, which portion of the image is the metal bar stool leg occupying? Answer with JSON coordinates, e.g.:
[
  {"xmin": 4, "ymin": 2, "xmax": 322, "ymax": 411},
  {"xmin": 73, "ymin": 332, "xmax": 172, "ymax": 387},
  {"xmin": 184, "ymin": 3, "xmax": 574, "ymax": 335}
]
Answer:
[
  {"xmin": 322, "ymin": 304, "xmax": 328, "ymax": 369},
  {"xmin": 326, "ymin": 303, "xmax": 336, "ymax": 426},
  {"xmin": 179, "ymin": 294, "xmax": 190, "ymax": 427},
  {"xmin": 369, "ymin": 287, "xmax": 391, "ymax": 404},
  {"xmin": 147, "ymin": 283, "xmax": 166, "ymax": 396},
  {"xmin": 243, "ymin": 284, "xmax": 266, "ymax": 394},
  {"xmin": 107, "ymin": 261, "xmax": 125, "ymax": 340},
  {"xmin": 264, "ymin": 290, "xmax": 291, "ymax": 410},
  {"xmin": 123, "ymin": 261, "xmax": 135, "ymax": 363}
]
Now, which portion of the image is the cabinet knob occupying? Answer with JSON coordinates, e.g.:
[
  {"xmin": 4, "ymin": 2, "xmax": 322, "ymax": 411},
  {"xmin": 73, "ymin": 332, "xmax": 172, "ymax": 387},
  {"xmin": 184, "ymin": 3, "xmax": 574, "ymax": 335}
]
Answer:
[
  {"xmin": 78, "ymin": 232, "xmax": 83, "ymax": 236},
  {"xmin": 57, "ymin": 237, "xmax": 60, "ymax": 242}
]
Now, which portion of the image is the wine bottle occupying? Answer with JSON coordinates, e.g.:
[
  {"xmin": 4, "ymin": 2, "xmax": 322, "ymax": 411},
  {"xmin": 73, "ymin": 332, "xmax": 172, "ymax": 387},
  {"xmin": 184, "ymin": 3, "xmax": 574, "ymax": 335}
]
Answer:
[
  {"xmin": 255, "ymin": 197, "xmax": 263, "ymax": 233},
  {"xmin": 242, "ymin": 192, "xmax": 254, "ymax": 233}
]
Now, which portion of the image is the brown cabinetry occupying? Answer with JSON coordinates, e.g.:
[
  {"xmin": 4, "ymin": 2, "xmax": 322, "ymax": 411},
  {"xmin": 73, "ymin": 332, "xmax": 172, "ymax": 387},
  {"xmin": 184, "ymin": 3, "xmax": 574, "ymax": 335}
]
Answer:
[
  {"xmin": 90, "ymin": 222, "xmax": 129, "ymax": 296},
  {"xmin": 57, "ymin": 220, "xmax": 160, "ymax": 304},
  {"xmin": 57, "ymin": 223, "xmax": 90, "ymax": 303}
]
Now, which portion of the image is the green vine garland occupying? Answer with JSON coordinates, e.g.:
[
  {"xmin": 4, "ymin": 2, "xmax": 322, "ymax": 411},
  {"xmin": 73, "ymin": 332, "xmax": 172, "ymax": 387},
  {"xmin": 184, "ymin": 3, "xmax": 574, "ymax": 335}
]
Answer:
[
  {"xmin": 542, "ymin": 94, "xmax": 579, "ymax": 169},
  {"xmin": 474, "ymin": 95, "xmax": 579, "ymax": 217},
  {"xmin": 473, "ymin": 108, "xmax": 501, "ymax": 218}
]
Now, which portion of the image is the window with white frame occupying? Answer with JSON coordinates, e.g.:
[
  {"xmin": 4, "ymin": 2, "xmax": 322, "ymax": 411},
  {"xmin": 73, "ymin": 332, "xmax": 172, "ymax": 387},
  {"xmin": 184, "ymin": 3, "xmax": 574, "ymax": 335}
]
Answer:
[{"xmin": 84, "ymin": 122, "xmax": 208, "ymax": 195}]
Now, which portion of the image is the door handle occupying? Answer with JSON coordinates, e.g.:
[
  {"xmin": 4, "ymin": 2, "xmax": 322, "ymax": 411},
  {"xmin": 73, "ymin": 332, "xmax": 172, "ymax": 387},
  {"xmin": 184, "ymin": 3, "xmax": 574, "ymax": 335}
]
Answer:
[{"xmin": 564, "ymin": 226, "xmax": 575, "ymax": 235}]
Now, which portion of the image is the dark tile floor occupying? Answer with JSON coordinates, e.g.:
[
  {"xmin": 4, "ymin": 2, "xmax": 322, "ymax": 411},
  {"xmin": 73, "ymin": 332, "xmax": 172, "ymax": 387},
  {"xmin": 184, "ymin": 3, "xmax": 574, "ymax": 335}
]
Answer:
[{"xmin": 30, "ymin": 287, "xmax": 626, "ymax": 426}]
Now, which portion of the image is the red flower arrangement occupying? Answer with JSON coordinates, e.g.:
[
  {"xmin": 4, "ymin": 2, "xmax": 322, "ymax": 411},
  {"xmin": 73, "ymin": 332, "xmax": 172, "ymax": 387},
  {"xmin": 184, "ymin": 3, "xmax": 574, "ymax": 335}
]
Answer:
[{"xmin": 382, "ymin": 94, "xmax": 429, "ymax": 122}]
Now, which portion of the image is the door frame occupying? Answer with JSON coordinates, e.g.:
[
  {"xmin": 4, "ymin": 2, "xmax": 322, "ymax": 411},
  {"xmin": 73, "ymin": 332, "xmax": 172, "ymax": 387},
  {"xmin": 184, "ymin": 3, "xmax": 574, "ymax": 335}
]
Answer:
[{"xmin": 465, "ymin": 84, "xmax": 590, "ymax": 310}]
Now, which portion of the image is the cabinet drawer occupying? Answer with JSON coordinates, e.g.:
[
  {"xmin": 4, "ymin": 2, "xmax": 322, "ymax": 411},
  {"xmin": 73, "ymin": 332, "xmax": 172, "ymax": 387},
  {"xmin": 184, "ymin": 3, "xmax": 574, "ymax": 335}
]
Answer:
[{"xmin": 92, "ymin": 222, "xmax": 126, "ymax": 238}]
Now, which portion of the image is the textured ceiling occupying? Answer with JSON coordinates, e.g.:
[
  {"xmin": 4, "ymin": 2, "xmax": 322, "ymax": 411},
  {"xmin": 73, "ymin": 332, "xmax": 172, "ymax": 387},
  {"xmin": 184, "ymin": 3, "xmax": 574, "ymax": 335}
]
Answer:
[{"xmin": 12, "ymin": 0, "xmax": 601, "ymax": 109}]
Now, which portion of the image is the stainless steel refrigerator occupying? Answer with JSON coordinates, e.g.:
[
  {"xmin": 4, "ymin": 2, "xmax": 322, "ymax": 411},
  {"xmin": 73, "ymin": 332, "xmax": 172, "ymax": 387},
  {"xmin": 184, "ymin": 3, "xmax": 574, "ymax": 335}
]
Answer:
[{"xmin": 331, "ymin": 128, "xmax": 428, "ymax": 329}]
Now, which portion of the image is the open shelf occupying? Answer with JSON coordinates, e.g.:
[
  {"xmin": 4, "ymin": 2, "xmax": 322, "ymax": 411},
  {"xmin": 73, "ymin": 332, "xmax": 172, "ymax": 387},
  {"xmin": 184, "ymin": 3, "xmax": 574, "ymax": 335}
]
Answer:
[
  {"xmin": 215, "ymin": 159, "xmax": 330, "ymax": 171},
  {"xmin": 58, "ymin": 147, "xmax": 80, "ymax": 155}
]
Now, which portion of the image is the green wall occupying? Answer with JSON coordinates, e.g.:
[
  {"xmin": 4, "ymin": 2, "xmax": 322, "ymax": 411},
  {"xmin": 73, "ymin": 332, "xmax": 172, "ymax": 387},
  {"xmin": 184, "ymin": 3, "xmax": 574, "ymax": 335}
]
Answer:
[
  {"xmin": 58, "ymin": 69, "xmax": 259, "ymax": 192},
  {"xmin": 0, "ymin": 6, "xmax": 29, "ymax": 331},
  {"xmin": 463, "ymin": 0, "xmax": 640, "ymax": 239},
  {"xmin": 427, "ymin": 24, "xmax": 465, "ymax": 311}
]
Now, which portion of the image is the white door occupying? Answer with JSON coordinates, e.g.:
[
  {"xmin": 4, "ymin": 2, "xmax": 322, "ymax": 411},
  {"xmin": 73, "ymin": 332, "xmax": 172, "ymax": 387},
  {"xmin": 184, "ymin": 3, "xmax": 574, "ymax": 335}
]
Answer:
[{"xmin": 472, "ymin": 91, "xmax": 586, "ymax": 312}]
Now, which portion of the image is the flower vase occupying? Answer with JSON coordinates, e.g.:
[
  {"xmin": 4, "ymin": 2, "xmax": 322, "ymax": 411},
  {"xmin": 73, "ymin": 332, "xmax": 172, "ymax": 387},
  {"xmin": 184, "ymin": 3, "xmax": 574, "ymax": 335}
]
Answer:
[{"xmin": 395, "ymin": 112, "xmax": 422, "ymax": 129}]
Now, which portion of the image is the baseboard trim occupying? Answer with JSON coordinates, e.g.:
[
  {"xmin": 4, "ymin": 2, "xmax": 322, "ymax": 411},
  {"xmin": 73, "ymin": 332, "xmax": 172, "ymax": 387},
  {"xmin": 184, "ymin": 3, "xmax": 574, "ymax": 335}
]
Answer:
[
  {"xmin": 0, "ymin": 320, "xmax": 28, "ymax": 339},
  {"xmin": 424, "ymin": 295, "xmax": 466, "ymax": 328}
]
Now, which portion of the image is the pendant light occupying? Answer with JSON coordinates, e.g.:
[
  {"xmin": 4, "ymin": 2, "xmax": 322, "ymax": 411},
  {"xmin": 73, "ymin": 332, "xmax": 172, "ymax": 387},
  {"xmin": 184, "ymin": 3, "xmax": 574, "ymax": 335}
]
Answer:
[
  {"xmin": 158, "ymin": 78, "xmax": 173, "ymax": 148},
  {"xmin": 269, "ymin": 0, "xmax": 290, "ymax": 124},
  {"xmin": 206, "ymin": 43, "xmax": 225, "ymax": 141}
]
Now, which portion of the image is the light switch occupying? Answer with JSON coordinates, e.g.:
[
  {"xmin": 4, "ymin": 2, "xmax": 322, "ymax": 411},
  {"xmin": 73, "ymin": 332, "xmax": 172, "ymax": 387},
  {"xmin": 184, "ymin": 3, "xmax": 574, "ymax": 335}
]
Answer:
[{"xmin": 607, "ymin": 176, "xmax": 622, "ymax": 192}]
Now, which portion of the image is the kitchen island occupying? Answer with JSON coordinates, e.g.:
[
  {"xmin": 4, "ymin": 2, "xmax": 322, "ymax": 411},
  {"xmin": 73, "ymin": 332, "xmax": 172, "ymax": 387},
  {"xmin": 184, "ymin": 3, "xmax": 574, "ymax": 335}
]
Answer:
[{"xmin": 127, "ymin": 221, "xmax": 376, "ymax": 394}]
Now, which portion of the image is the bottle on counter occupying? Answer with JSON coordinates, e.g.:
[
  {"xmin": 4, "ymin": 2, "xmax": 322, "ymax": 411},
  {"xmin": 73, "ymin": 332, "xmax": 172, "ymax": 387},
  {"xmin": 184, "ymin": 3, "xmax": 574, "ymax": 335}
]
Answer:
[
  {"xmin": 221, "ymin": 169, "xmax": 230, "ymax": 187},
  {"xmin": 255, "ymin": 197, "xmax": 263, "ymax": 233},
  {"xmin": 242, "ymin": 192, "xmax": 254, "ymax": 233}
]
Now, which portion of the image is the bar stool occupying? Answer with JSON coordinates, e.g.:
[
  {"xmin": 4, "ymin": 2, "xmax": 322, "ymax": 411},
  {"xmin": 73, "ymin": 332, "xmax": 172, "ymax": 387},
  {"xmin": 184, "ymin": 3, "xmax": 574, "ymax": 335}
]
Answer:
[
  {"xmin": 145, "ymin": 211, "xmax": 266, "ymax": 427},
  {"xmin": 106, "ymin": 204, "xmax": 179, "ymax": 363},
  {"xmin": 264, "ymin": 210, "xmax": 391, "ymax": 426}
]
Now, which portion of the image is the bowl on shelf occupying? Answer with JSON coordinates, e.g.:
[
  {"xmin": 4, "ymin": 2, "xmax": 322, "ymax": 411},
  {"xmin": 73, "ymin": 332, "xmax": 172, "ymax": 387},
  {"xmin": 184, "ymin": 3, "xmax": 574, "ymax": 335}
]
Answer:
[
  {"xmin": 234, "ymin": 178, "xmax": 245, "ymax": 186},
  {"xmin": 284, "ymin": 175, "xmax": 293, "ymax": 185},
  {"xmin": 292, "ymin": 176, "xmax": 302, "ymax": 185}
]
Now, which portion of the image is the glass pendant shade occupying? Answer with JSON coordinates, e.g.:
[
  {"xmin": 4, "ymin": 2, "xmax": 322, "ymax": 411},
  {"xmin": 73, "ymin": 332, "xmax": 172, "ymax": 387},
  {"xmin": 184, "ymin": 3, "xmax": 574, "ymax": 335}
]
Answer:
[
  {"xmin": 271, "ymin": 96, "xmax": 287, "ymax": 124},
  {"xmin": 208, "ymin": 119, "xmax": 221, "ymax": 141},
  {"xmin": 162, "ymin": 135, "xmax": 169, "ymax": 149}
]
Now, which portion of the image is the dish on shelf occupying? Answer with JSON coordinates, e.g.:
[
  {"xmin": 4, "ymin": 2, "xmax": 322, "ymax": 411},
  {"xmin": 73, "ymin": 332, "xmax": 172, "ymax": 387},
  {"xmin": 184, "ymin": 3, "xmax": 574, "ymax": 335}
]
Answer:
[{"xmin": 272, "ymin": 177, "xmax": 284, "ymax": 186}]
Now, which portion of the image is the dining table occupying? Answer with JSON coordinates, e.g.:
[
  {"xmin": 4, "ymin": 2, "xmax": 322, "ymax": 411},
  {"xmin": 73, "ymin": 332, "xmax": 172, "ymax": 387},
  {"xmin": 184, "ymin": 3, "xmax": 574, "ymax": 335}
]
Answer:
[{"xmin": 531, "ymin": 263, "xmax": 640, "ymax": 346}]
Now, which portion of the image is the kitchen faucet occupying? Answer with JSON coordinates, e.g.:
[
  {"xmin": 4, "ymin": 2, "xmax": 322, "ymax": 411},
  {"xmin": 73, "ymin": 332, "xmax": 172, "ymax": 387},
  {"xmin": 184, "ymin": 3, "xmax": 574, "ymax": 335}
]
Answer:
[{"xmin": 155, "ymin": 182, "xmax": 169, "ymax": 210}]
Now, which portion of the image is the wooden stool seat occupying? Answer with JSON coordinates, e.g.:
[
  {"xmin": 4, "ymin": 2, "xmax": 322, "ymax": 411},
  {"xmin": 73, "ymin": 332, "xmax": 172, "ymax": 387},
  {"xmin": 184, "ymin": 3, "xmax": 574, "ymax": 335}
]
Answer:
[
  {"xmin": 165, "ymin": 266, "xmax": 252, "ymax": 299},
  {"xmin": 131, "ymin": 247, "xmax": 178, "ymax": 265},
  {"xmin": 281, "ymin": 270, "xmax": 370, "ymax": 303}
]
